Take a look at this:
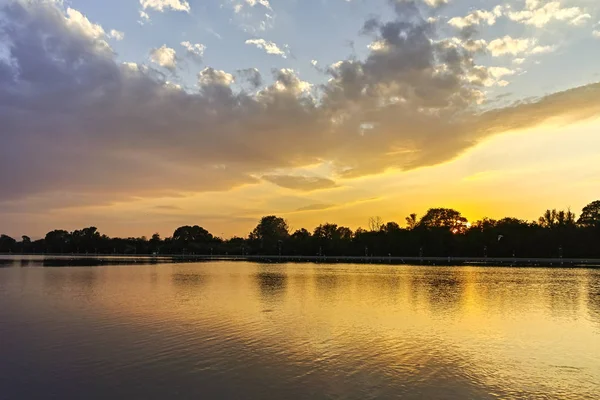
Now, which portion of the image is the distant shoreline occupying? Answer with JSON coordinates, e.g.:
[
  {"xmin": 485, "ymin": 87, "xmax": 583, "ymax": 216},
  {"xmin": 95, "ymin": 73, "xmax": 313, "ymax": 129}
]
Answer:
[{"xmin": 2, "ymin": 254, "xmax": 600, "ymax": 268}]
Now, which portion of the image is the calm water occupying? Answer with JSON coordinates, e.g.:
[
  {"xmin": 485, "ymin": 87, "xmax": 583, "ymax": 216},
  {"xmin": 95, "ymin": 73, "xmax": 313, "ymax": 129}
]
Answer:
[{"xmin": 1, "ymin": 257, "xmax": 599, "ymax": 399}]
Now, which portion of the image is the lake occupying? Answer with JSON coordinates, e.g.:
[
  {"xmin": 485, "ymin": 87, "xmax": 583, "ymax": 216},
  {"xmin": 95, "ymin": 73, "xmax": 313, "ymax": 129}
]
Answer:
[{"xmin": 1, "ymin": 257, "xmax": 599, "ymax": 399}]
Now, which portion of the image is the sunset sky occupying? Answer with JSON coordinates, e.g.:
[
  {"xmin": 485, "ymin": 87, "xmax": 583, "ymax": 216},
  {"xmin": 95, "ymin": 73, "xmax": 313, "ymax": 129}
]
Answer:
[{"xmin": 1, "ymin": 0, "xmax": 600, "ymax": 239}]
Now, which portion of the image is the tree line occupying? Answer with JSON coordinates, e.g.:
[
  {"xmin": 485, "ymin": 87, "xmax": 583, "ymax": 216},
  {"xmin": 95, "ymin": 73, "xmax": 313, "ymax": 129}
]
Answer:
[{"xmin": 1, "ymin": 200, "xmax": 599, "ymax": 258}]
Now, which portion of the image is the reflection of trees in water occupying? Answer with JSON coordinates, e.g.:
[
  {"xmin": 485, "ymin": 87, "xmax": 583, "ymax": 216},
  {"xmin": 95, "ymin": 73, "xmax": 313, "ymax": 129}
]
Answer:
[
  {"xmin": 68, "ymin": 269, "xmax": 98, "ymax": 290},
  {"xmin": 43, "ymin": 268, "xmax": 67, "ymax": 294},
  {"xmin": 315, "ymin": 273, "xmax": 339, "ymax": 299},
  {"xmin": 544, "ymin": 270, "xmax": 581, "ymax": 318},
  {"xmin": 255, "ymin": 268, "xmax": 287, "ymax": 303},
  {"xmin": 588, "ymin": 271, "xmax": 600, "ymax": 329},
  {"xmin": 419, "ymin": 269, "xmax": 466, "ymax": 314},
  {"xmin": 361, "ymin": 272, "xmax": 402, "ymax": 300},
  {"xmin": 171, "ymin": 269, "xmax": 209, "ymax": 305},
  {"xmin": 172, "ymin": 273, "xmax": 207, "ymax": 287},
  {"xmin": 43, "ymin": 268, "xmax": 98, "ymax": 298}
]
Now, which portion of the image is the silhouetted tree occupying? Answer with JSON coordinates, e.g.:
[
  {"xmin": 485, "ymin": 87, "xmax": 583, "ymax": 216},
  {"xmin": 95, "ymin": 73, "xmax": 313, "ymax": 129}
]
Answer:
[
  {"xmin": 405, "ymin": 213, "xmax": 418, "ymax": 230},
  {"xmin": 249, "ymin": 216, "xmax": 289, "ymax": 254},
  {"xmin": 45, "ymin": 230, "xmax": 70, "ymax": 253},
  {"xmin": 578, "ymin": 200, "xmax": 600, "ymax": 229},
  {"xmin": 369, "ymin": 216, "xmax": 384, "ymax": 232},
  {"xmin": 2, "ymin": 200, "xmax": 600, "ymax": 258},
  {"xmin": 0, "ymin": 235, "xmax": 16, "ymax": 252},
  {"xmin": 419, "ymin": 208, "xmax": 469, "ymax": 233}
]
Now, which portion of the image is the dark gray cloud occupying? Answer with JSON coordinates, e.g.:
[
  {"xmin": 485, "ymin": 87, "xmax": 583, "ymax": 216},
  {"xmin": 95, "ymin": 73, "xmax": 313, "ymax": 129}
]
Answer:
[
  {"xmin": 236, "ymin": 67, "xmax": 263, "ymax": 88},
  {"xmin": 262, "ymin": 175, "xmax": 338, "ymax": 191},
  {"xmin": 1, "ymin": 0, "xmax": 599, "ymax": 212}
]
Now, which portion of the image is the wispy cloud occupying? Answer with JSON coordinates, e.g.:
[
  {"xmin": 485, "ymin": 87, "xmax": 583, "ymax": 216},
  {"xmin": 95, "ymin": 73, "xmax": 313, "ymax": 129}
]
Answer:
[
  {"xmin": 181, "ymin": 41, "xmax": 206, "ymax": 59},
  {"xmin": 263, "ymin": 175, "xmax": 338, "ymax": 191},
  {"xmin": 245, "ymin": 38, "xmax": 287, "ymax": 58}
]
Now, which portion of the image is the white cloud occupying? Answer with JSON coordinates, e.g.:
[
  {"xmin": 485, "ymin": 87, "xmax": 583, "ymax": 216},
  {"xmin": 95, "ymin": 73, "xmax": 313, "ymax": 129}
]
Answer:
[
  {"xmin": 311, "ymin": 60, "xmax": 318, "ymax": 67},
  {"xmin": 513, "ymin": 58, "xmax": 526, "ymax": 65},
  {"xmin": 150, "ymin": 45, "xmax": 177, "ymax": 71},
  {"xmin": 234, "ymin": 0, "xmax": 272, "ymax": 13},
  {"xmin": 531, "ymin": 45, "xmax": 556, "ymax": 54},
  {"xmin": 594, "ymin": 30, "xmax": 600, "ymax": 38},
  {"xmin": 452, "ymin": 38, "xmax": 488, "ymax": 52},
  {"xmin": 271, "ymin": 69, "xmax": 312, "ymax": 94},
  {"xmin": 245, "ymin": 0, "xmax": 272, "ymax": 10},
  {"xmin": 488, "ymin": 67, "xmax": 515, "ymax": 79},
  {"xmin": 486, "ymin": 36, "xmax": 556, "ymax": 57},
  {"xmin": 487, "ymin": 36, "xmax": 534, "ymax": 56},
  {"xmin": 109, "ymin": 30, "xmax": 124, "ymax": 41},
  {"xmin": 507, "ymin": 2, "xmax": 590, "ymax": 27},
  {"xmin": 198, "ymin": 67, "xmax": 234, "ymax": 86},
  {"xmin": 63, "ymin": 8, "xmax": 123, "ymax": 50},
  {"xmin": 122, "ymin": 62, "xmax": 141, "ymax": 72},
  {"xmin": 65, "ymin": 8, "xmax": 106, "ymax": 40},
  {"xmin": 423, "ymin": 0, "xmax": 448, "ymax": 7},
  {"xmin": 139, "ymin": 10, "xmax": 150, "ymax": 24},
  {"xmin": 570, "ymin": 14, "xmax": 591, "ymax": 26},
  {"xmin": 448, "ymin": 7, "xmax": 503, "ymax": 29},
  {"xmin": 181, "ymin": 41, "xmax": 206, "ymax": 58},
  {"xmin": 368, "ymin": 40, "xmax": 388, "ymax": 51},
  {"xmin": 245, "ymin": 38, "xmax": 287, "ymax": 58},
  {"xmin": 140, "ymin": 0, "xmax": 190, "ymax": 13},
  {"xmin": 467, "ymin": 66, "xmax": 515, "ymax": 87}
]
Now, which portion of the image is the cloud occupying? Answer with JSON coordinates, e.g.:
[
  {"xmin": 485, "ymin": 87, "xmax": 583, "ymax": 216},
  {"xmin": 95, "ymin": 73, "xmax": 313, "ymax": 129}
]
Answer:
[
  {"xmin": 109, "ymin": 30, "xmax": 124, "ymax": 41},
  {"xmin": 140, "ymin": 0, "xmax": 190, "ymax": 13},
  {"xmin": 593, "ymin": 30, "xmax": 600, "ymax": 38},
  {"xmin": 62, "ymin": 7, "xmax": 122, "ymax": 50},
  {"xmin": 295, "ymin": 203, "xmax": 336, "ymax": 212},
  {"xmin": 181, "ymin": 41, "xmax": 205, "ymax": 59},
  {"xmin": 507, "ymin": 1, "xmax": 590, "ymax": 27},
  {"xmin": 262, "ymin": 175, "xmax": 338, "ymax": 191},
  {"xmin": 64, "ymin": 7, "xmax": 106, "ymax": 40},
  {"xmin": 487, "ymin": 36, "xmax": 556, "ymax": 57},
  {"xmin": 154, "ymin": 205, "xmax": 182, "ymax": 210},
  {"xmin": 422, "ymin": 0, "xmax": 448, "ymax": 7},
  {"xmin": 150, "ymin": 45, "xmax": 177, "ymax": 71},
  {"xmin": 448, "ymin": 7, "xmax": 503, "ymax": 29},
  {"xmin": 241, "ymin": 0, "xmax": 272, "ymax": 11},
  {"xmin": 236, "ymin": 68, "xmax": 262, "ymax": 88},
  {"xmin": 245, "ymin": 38, "xmax": 287, "ymax": 58},
  {"xmin": 530, "ymin": 45, "xmax": 556, "ymax": 54},
  {"xmin": 139, "ymin": 10, "xmax": 151, "ymax": 24},
  {"xmin": 2, "ymin": 0, "xmax": 600, "ymax": 212},
  {"xmin": 487, "ymin": 36, "xmax": 534, "ymax": 56},
  {"xmin": 198, "ymin": 67, "xmax": 234, "ymax": 86}
]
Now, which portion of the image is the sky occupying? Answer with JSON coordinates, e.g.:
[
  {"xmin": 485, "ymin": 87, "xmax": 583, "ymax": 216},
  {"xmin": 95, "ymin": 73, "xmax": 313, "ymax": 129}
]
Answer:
[{"xmin": 1, "ymin": 0, "xmax": 599, "ymax": 239}]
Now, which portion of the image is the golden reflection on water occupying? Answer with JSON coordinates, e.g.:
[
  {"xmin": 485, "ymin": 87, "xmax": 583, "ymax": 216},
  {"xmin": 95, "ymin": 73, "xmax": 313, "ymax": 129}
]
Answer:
[{"xmin": 1, "ymin": 262, "xmax": 599, "ymax": 399}]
